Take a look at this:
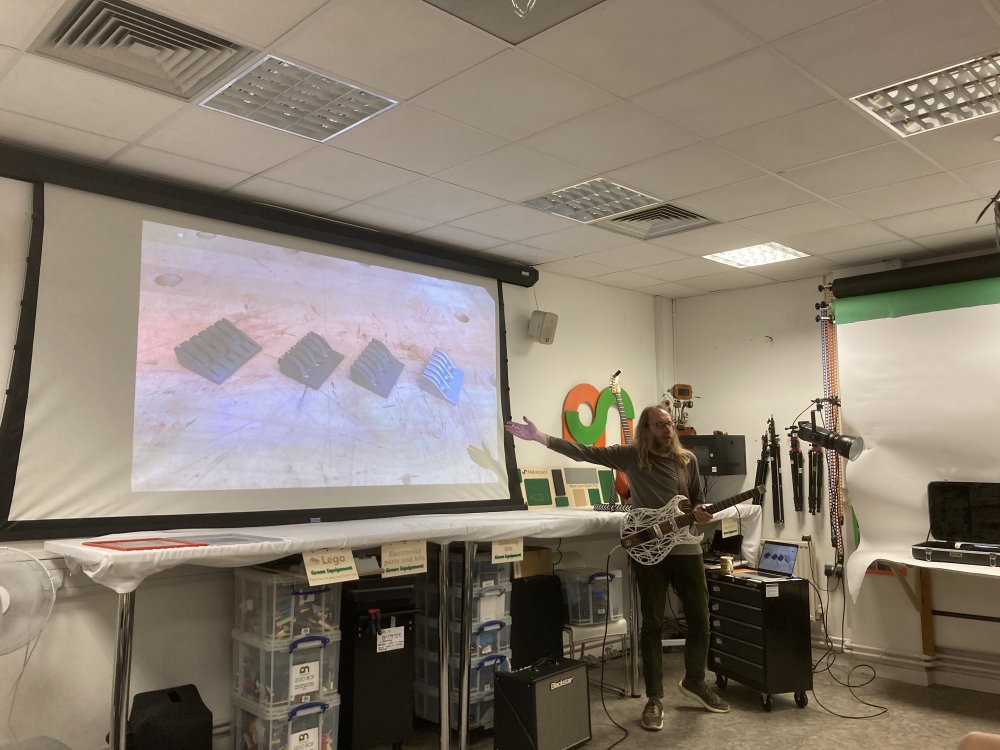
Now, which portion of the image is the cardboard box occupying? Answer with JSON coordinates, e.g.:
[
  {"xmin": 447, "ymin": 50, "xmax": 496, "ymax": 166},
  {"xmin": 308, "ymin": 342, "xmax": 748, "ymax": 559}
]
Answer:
[{"xmin": 513, "ymin": 546, "xmax": 553, "ymax": 578}]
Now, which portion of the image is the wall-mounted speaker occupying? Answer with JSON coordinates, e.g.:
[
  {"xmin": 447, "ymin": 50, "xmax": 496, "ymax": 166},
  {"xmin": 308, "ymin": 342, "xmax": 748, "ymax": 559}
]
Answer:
[{"xmin": 528, "ymin": 310, "xmax": 558, "ymax": 345}]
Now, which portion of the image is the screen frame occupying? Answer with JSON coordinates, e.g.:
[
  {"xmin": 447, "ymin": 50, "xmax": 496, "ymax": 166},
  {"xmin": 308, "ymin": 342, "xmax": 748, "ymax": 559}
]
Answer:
[{"xmin": 0, "ymin": 144, "xmax": 534, "ymax": 540}]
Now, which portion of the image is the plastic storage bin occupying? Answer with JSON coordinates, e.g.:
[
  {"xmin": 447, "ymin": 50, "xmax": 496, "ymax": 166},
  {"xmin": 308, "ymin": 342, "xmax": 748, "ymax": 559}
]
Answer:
[
  {"xmin": 447, "ymin": 552, "xmax": 511, "ymax": 591},
  {"xmin": 446, "ymin": 583, "xmax": 512, "ymax": 624},
  {"xmin": 232, "ymin": 693, "xmax": 340, "ymax": 750},
  {"xmin": 556, "ymin": 569, "xmax": 624, "ymax": 625},
  {"xmin": 413, "ymin": 683, "xmax": 496, "ymax": 730},
  {"xmin": 414, "ymin": 649, "xmax": 511, "ymax": 695},
  {"xmin": 233, "ymin": 629, "xmax": 341, "ymax": 709},
  {"xmin": 414, "ymin": 614, "xmax": 512, "ymax": 658},
  {"xmin": 235, "ymin": 567, "xmax": 341, "ymax": 641}
]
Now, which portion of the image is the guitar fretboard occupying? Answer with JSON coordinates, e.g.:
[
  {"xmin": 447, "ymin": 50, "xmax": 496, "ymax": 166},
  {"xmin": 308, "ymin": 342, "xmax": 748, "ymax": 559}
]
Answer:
[{"xmin": 670, "ymin": 484, "xmax": 766, "ymax": 529}]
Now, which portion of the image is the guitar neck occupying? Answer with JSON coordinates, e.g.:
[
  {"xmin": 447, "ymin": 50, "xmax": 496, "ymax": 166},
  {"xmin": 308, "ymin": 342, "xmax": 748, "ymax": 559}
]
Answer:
[
  {"xmin": 673, "ymin": 485, "xmax": 766, "ymax": 528},
  {"xmin": 614, "ymin": 393, "xmax": 633, "ymax": 445}
]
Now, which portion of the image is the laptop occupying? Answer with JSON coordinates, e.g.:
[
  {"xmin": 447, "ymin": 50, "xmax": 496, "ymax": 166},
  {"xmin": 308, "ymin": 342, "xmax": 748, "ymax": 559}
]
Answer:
[{"xmin": 739, "ymin": 540, "xmax": 799, "ymax": 582}]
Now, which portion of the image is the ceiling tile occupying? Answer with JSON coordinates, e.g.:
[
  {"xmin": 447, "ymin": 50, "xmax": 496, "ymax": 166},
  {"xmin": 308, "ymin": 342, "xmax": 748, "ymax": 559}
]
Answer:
[
  {"xmin": 906, "ymin": 115, "xmax": 1000, "ymax": 171},
  {"xmin": 822, "ymin": 241, "xmax": 928, "ymax": 266},
  {"xmin": 413, "ymin": 49, "xmax": 614, "ymax": 141},
  {"xmin": 537, "ymin": 257, "xmax": 617, "ymax": 278},
  {"xmin": 0, "ymin": 55, "xmax": 184, "ymax": 141},
  {"xmin": 781, "ymin": 142, "xmax": 942, "ymax": 198},
  {"xmin": 834, "ymin": 174, "xmax": 980, "ymax": 220},
  {"xmin": 111, "ymin": 145, "xmax": 251, "ymax": 189},
  {"xmin": 0, "ymin": 0, "xmax": 63, "ymax": 49},
  {"xmin": 448, "ymin": 204, "xmax": 571, "ymax": 242},
  {"xmin": 778, "ymin": 222, "xmax": 904, "ymax": 254},
  {"xmin": 0, "ymin": 108, "xmax": 127, "ymax": 161},
  {"xmin": 875, "ymin": 199, "xmax": 986, "ymax": 237},
  {"xmin": 607, "ymin": 142, "xmax": 762, "ymax": 202},
  {"xmin": 276, "ymin": 0, "xmax": 507, "ymax": 100},
  {"xmin": 139, "ymin": 0, "xmax": 326, "ymax": 47},
  {"xmin": 679, "ymin": 269, "xmax": 776, "ymax": 292},
  {"xmin": 521, "ymin": 101, "xmax": 696, "ymax": 173},
  {"xmin": 262, "ymin": 146, "xmax": 421, "ymax": 202},
  {"xmin": 329, "ymin": 203, "xmax": 437, "ymax": 234},
  {"xmin": 651, "ymin": 222, "xmax": 769, "ymax": 255},
  {"xmin": 751, "ymin": 255, "xmax": 837, "ymax": 282},
  {"xmin": 436, "ymin": 144, "xmax": 591, "ymax": 202},
  {"xmin": 735, "ymin": 201, "xmax": 864, "ymax": 237},
  {"xmin": 364, "ymin": 178, "xmax": 506, "ymax": 224},
  {"xmin": 955, "ymin": 159, "xmax": 1000, "ymax": 198},
  {"xmin": 140, "ymin": 106, "xmax": 315, "ymax": 172},
  {"xmin": 707, "ymin": 0, "xmax": 877, "ymax": 42},
  {"xmin": 485, "ymin": 243, "xmax": 569, "ymax": 265},
  {"xmin": 774, "ymin": 0, "xmax": 1000, "ymax": 96},
  {"xmin": 229, "ymin": 177, "xmax": 353, "ymax": 215},
  {"xmin": 632, "ymin": 48, "xmax": 832, "ymax": 138},
  {"xmin": 330, "ymin": 104, "xmax": 507, "ymax": 176},
  {"xmin": 521, "ymin": 224, "xmax": 635, "ymax": 254},
  {"xmin": 912, "ymin": 225, "xmax": 997, "ymax": 253},
  {"xmin": 590, "ymin": 269, "xmax": 666, "ymax": 289},
  {"xmin": 638, "ymin": 256, "xmax": 722, "ymax": 282},
  {"xmin": 521, "ymin": 0, "xmax": 755, "ymax": 98},
  {"xmin": 580, "ymin": 242, "xmax": 687, "ymax": 269},
  {"xmin": 636, "ymin": 280, "xmax": 704, "ymax": 298},
  {"xmin": 413, "ymin": 224, "xmax": 504, "ymax": 251},
  {"xmin": 677, "ymin": 176, "xmax": 815, "ymax": 222},
  {"xmin": 713, "ymin": 101, "xmax": 891, "ymax": 172}
]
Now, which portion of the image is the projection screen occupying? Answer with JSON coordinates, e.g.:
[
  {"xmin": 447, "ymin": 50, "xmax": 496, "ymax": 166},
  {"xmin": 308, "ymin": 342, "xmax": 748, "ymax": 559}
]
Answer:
[{"xmin": 0, "ymin": 179, "xmax": 523, "ymax": 538}]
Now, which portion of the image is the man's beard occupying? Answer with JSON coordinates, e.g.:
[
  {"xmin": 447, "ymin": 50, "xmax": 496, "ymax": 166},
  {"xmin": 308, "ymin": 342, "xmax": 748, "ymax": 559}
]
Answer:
[{"xmin": 652, "ymin": 433, "xmax": 674, "ymax": 454}]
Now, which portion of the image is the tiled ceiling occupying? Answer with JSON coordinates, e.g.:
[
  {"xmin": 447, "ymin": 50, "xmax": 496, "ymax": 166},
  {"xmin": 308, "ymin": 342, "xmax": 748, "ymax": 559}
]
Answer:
[{"xmin": 2, "ymin": 0, "xmax": 1000, "ymax": 297}]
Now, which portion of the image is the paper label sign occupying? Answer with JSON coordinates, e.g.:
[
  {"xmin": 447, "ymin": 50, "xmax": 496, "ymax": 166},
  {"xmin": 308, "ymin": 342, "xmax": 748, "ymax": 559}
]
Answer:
[
  {"xmin": 303, "ymin": 548, "xmax": 359, "ymax": 585},
  {"xmin": 721, "ymin": 517, "xmax": 740, "ymax": 538},
  {"xmin": 377, "ymin": 625, "xmax": 406, "ymax": 653},
  {"xmin": 381, "ymin": 540, "xmax": 427, "ymax": 578},
  {"xmin": 290, "ymin": 659, "xmax": 321, "ymax": 695},
  {"xmin": 290, "ymin": 727, "xmax": 319, "ymax": 750},
  {"xmin": 492, "ymin": 538, "xmax": 523, "ymax": 563}
]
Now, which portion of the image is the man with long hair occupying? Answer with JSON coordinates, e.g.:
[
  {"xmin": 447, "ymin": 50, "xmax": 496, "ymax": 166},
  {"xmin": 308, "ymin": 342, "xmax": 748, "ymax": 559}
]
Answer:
[{"xmin": 505, "ymin": 404, "xmax": 729, "ymax": 731}]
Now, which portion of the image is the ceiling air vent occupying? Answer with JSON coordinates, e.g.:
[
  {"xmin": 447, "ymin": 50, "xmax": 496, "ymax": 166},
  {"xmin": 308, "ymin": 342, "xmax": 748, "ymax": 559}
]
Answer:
[
  {"xmin": 31, "ymin": 0, "xmax": 257, "ymax": 100},
  {"xmin": 591, "ymin": 203, "xmax": 718, "ymax": 240}
]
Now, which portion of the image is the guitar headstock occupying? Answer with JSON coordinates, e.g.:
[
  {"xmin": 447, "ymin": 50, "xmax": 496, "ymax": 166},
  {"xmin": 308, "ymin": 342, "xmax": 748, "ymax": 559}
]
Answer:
[{"xmin": 610, "ymin": 369, "xmax": 621, "ymax": 394}]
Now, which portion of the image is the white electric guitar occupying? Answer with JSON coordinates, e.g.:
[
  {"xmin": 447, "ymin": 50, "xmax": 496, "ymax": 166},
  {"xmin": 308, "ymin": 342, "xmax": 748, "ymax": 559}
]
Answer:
[{"xmin": 621, "ymin": 485, "xmax": 765, "ymax": 566}]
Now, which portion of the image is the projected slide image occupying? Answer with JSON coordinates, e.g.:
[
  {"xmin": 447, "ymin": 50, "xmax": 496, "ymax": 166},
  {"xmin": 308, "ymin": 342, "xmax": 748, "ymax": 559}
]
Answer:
[{"xmin": 132, "ymin": 221, "xmax": 501, "ymax": 493}]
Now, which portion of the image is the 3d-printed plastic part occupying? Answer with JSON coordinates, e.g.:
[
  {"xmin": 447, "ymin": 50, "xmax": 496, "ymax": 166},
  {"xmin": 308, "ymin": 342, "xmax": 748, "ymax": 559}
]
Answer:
[
  {"xmin": 174, "ymin": 318, "xmax": 261, "ymax": 384},
  {"xmin": 278, "ymin": 332, "xmax": 344, "ymax": 389},
  {"xmin": 420, "ymin": 348, "xmax": 463, "ymax": 405},
  {"xmin": 349, "ymin": 339, "xmax": 404, "ymax": 398}
]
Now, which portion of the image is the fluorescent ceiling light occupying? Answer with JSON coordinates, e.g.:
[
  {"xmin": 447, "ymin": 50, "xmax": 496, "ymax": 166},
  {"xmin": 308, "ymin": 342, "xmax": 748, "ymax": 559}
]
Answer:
[
  {"xmin": 523, "ymin": 178, "xmax": 661, "ymax": 223},
  {"xmin": 704, "ymin": 242, "xmax": 808, "ymax": 268},
  {"xmin": 852, "ymin": 52, "xmax": 1000, "ymax": 136},
  {"xmin": 201, "ymin": 55, "xmax": 397, "ymax": 141}
]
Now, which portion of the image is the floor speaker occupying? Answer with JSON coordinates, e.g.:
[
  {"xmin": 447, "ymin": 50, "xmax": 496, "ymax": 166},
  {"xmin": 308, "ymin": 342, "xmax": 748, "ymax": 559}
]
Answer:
[
  {"xmin": 127, "ymin": 684, "xmax": 212, "ymax": 750},
  {"xmin": 510, "ymin": 575, "xmax": 563, "ymax": 669},
  {"xmin": 494, "ymin": 657, "xmax": 591, "ymax": 750}
]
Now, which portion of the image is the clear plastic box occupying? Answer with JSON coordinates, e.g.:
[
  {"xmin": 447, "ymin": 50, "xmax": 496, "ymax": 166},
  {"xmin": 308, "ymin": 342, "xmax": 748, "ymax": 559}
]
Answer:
[
  {"xmin": 232, "ymin": 692, "xmax": 340, "ymax": 750},
  {"xmin": 414, "ymin": 648, "xmax": 511, "ymax": 695},
  {"xmin": 235, "ymin": 567, "xmax": 341, "ymax": 641},
  {"xmin": 446, "ymin": 583, "xmax": 512, "ymax": 624},
  {"xmin": 414, "ymin": 613, "xmax": 512, "ymax": 657},
  {"xmin": 447, "ymin": 552, "xmax": 511, "ymax": 590},
  {"xmin": 233, "ymin": 629, "xmax": 341, "ymax": 709},
  {"xmin": 556, "ymin": 568, "xmax": 624, "ymax": 625},
  {"xmin": 413, "ymin": 683, "xmax": 496, "ymax": 730}
]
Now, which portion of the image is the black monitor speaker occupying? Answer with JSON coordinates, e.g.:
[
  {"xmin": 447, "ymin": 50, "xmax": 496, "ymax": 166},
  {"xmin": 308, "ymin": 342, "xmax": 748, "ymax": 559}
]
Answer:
[{"xmin": 679, "ymin": 434, "xmax": 747, "ymax": 476}]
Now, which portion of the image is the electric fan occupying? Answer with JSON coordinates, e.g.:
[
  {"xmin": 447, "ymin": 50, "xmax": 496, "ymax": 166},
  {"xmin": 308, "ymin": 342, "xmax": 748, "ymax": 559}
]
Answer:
[{"xmin": 0, "ymin": 548, "xmax": 58, "ymax": 656}]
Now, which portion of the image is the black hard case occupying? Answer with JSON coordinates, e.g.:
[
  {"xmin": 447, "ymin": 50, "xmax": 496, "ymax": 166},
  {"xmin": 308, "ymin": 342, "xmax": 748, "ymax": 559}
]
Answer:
[{"xmin": 911, "ymin": 481, "xmax": 1000, "ymax": 567}]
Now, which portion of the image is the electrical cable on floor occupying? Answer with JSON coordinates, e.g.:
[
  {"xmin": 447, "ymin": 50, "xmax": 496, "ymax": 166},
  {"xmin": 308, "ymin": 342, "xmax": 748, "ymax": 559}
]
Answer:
[{"xmin": 805, "ymin": 573, "xmax": 888, "ymax": 719}]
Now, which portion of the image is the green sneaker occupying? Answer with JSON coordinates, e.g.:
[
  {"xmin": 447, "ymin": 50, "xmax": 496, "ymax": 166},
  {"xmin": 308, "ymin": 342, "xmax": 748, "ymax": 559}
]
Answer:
[
  {"xmin": 679, "ymin": 679, "xmax": 730, "ymax": 713},
  {"xmin": 641, "ymin": 697, "xmax": 664, "ymax": 730}
]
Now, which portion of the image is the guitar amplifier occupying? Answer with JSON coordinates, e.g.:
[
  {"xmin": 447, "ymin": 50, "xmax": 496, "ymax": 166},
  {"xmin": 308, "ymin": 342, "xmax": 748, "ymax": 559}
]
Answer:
[{"xmin": 494, "ymin": 657, "xmax": 590, "ymax": 750}]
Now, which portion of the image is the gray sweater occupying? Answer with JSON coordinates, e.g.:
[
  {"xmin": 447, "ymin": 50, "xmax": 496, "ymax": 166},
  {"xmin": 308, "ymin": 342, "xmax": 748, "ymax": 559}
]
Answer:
[{"xmin": 546, "ymin": 436, "xmax": 706, "ymax": 555}]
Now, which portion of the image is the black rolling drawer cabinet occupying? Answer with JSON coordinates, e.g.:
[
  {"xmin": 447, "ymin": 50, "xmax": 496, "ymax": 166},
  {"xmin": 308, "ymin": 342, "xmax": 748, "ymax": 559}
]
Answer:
[{"xmin": 706, "ymin": 571, "xmax": 813, "ymax": 711}]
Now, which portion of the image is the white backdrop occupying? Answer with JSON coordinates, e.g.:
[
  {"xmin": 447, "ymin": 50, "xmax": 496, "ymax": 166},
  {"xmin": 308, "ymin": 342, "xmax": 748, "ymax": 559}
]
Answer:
[{"xmin": 838, "ymin": 288, "xmax": 1000, "ymax": 596}]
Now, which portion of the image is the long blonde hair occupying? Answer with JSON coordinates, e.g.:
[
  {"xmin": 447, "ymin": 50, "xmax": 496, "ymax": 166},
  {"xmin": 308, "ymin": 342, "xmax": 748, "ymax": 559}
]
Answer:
[{"xmin": 634, "ymin": 405, "xmax": 692, "ymax": 471}]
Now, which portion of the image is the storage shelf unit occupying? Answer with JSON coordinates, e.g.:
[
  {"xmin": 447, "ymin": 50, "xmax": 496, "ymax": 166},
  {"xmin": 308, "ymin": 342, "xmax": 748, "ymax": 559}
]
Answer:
[{"xmin": 706, "ymin": 571, "xmax": 812, "ymax": 712}]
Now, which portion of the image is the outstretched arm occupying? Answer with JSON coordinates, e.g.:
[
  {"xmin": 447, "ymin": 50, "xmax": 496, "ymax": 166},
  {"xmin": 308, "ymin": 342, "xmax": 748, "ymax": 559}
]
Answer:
[{"xmin": 504, "ymin": 417, "xmax": 550, "ymax": 447}]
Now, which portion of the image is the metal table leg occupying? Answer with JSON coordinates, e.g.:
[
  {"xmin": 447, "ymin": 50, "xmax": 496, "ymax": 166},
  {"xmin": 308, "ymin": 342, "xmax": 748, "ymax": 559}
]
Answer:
[{"xmin": 109, "ymin": 590, "xmax": 136, "ymax": 750}]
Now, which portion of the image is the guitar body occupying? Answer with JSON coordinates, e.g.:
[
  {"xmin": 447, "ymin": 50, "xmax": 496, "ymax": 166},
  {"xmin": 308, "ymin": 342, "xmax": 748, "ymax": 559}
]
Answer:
[
  {"xmin": 621, "ymin": 495, "xmax": 701, "ymax": 566},
  {"xmin": 620, "ymin": 485, "xmax": 765, "ymax": 566},
  {"xmin": 613, "ymin": 471, "xmax": 631, "ymax": 501}
]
